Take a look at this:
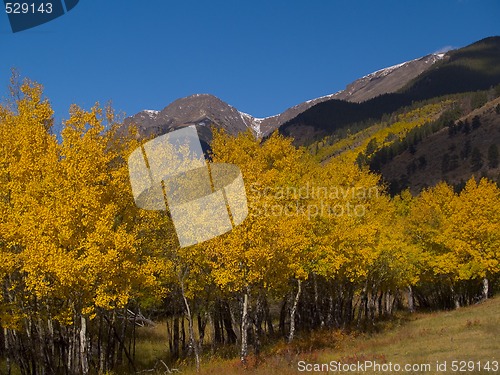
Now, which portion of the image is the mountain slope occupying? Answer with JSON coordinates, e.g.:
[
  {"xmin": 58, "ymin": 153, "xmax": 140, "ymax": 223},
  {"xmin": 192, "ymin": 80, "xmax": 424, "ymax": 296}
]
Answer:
[
  {"xmin": 122, "ymin": 36, "xmax": 500, "ymax": 195},
  {"xmin": 123, "ymin": 94, "xmax": 257, "ymax": 144},
  {"xmin": 279, "ymin": 37, "xmax": 500, "ymax": 146},
  {"xmin": 331, "ymin": 53, "xmax": 446, "ymax": 103},
  {"xmin": 380, "ymin": 96, "xmax": 500, "ymax": 194},
  {"xmin": 402, "ymin": 36, "xmax": 500, "ymax": 99},
  {"xmin": 123, "ymin": 52, "xmax": 446, "ymax": 140},
  {"xmin": 257, "ymin": 53, "xmax": 445, "ymax": 136}
]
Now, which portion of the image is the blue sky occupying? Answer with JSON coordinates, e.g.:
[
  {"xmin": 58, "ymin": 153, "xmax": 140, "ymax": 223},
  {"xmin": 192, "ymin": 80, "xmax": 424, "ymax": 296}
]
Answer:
[{"xmin": 1, "ymin": 0, "xmax": 499, "ymax": 131}]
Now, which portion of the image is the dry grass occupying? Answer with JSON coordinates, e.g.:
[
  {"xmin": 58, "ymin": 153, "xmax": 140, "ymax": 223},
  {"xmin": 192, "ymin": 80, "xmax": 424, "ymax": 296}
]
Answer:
[
  {"xmin": 314, "ymin": 297, "xmax": 500, "ymax": 374},
  {"xmin": 163, "ymin": 296, "xmax": 500, "ymax": 374}
]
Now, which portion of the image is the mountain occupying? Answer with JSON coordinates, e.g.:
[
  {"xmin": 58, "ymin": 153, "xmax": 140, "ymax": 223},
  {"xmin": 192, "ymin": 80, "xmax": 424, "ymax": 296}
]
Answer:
[
  {"xmin": 123, "ymin": 94, "xmax": 259, "ymax": 146},
  {"xmin": 280, "ymin": 37, "xmax": 500, "ymax": 145},
  {"xmin": 123, "ymin": 52, "xmax": 446, "ymax": 140},
  {"xmin": 330, "ymin": 53, "xmax": 447, "ymax": 103},
  {"xmin": 122, "ymin": 36, "xmax": 500, "ymax": 194},
  {"xmin": 124, "ymin": 38, "xmax": 500, "ymax": 144}
]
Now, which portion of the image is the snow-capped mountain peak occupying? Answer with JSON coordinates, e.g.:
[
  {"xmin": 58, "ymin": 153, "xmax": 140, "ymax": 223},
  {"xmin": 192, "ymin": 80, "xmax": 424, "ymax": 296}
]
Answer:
[{"xmin": 124, "ymin": 51, "xmax": 450, "ymax": 139}]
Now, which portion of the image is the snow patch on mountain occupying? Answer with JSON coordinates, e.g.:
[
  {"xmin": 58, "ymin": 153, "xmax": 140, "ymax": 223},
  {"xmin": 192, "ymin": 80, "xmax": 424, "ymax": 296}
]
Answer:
[
  {"xmin": 362, "ymin": 53, "xmax": 446, "ymax": 80},
  {"xmin": 305, "ymin": 90, "xmax": 344, "ymax": 104},
  {"xmin": 239, "ymin": 111, "xmax": 262, "ymax": 137},
  {"xmin": 143, "ymin": 109, "xmax": 159, "ymax": 119}
]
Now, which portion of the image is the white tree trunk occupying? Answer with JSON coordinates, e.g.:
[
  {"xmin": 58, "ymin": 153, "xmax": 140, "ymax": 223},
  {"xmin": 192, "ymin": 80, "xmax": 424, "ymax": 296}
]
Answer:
[
  {"xmin": 482, "ymin": 277, "xmax": 489, "ymax": 300},
  {"xmin": 407, "ymin": 286, "xmax": 415, "ymax": 312},
  {"xmin": 288, "ymin": 279, "xmax": 302, "ymax": 343},
  {"xmin": 240, "ymin": 288, "xmax": 249, "ymax": 364},
  {"xmin": 4, "ymin": 328, "xmax": 11, "ymax": 374},
  {"xmin": 181, "ymin": 280, "xmax": 200, "ymax": 372},
  {"xmin": 80, "ymin": 315, "xmax": 89, "ymax": 375},
  {"xmin": 451, "ymin": 285, "xmax": 460, "ymax": 309},
  {"xmin": 67, "ymin": 326, "xmax": 73, "ymax": 372}
]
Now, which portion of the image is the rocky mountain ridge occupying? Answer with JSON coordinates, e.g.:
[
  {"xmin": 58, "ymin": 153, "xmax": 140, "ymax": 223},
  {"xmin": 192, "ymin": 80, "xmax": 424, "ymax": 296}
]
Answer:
[{"xmin": 124, "ymin": 53, "xmax": 447, "ymax": 139}]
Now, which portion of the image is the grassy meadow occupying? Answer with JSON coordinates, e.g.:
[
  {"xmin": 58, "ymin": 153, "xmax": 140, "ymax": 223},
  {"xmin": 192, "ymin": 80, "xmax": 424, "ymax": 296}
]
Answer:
[{"xmin": 125, "ymin": 296, "xmax": 500, "ymax": 374}]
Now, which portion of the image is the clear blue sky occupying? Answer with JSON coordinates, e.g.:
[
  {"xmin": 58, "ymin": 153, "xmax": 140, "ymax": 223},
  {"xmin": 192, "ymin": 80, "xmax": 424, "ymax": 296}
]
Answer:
[{"xmin": 1, "ymin": 0, "xmax": 499, "ymax": 131}]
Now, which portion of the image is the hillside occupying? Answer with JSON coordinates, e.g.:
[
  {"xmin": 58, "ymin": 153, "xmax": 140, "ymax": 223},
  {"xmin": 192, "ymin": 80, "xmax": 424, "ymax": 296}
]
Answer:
[
  {"xmin": 381, "ymin": 96, "xmax": 500, "ymax": 194},
  {"xmin": 402, "ymin": 36, "xmax": 500, "ymax": 99},
  {"xmin": 280, "ymin": 36, "xmax": 500, "ymax": 146},
  {"xmin": 257, "ymin": 53, "xmax": 445, "ymax": 136},
  {"xmin": 159, "ymin": 295, "xmax": 500, "ymax": 375},
  {"xmin": 309, "ymin": 101, "xmax": 454, "ymax": 164}
]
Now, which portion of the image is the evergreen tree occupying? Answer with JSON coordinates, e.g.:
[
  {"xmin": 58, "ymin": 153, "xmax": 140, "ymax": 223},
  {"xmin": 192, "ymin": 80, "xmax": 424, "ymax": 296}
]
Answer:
[
  {"xmin": 471, "ymin": 116, "xmax": 481, "ymax": 130},
  {"xmin": 488, "ymin": 144, "xmax": 499, "ymax": 169},
  {"xmin": 418, "ymin": 155, "xmax": 427, "ymax": 169},
  {"xmin": 462, "ymin": 120, "xmax": 471, "ymax": 135},
  {"xmin": 461, "ymin": 139, "xmax": 472, "ymax": 160},
  {"xmin": 409, "ymin": 143, "xmax": 417, "ymax": 155},
  {"xmin": 449, "ymin": 154, "xmax": 459, "ymax": 171},
  {"xmin": 471, "ymin": 147, "xmax": 484, "ymax": 172},
  {"xmin": 442, "ymin": 153, "xmax": 450, "ymax": 174},
  {"xmin": 365, "ymin": 138, "xmax": 378, "ymax": 156}
]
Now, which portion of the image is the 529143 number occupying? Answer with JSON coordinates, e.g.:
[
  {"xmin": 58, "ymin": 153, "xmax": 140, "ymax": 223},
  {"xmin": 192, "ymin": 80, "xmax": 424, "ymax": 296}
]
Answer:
[
  {"xmin": 451, "ymin": 360, "xmax": 499, "ymax": 372},
  {"xmin": 5, "ymin": 2, "xmax": 53, "ymax": 14}
]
